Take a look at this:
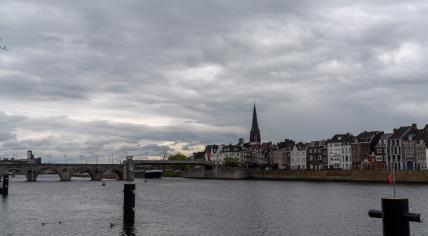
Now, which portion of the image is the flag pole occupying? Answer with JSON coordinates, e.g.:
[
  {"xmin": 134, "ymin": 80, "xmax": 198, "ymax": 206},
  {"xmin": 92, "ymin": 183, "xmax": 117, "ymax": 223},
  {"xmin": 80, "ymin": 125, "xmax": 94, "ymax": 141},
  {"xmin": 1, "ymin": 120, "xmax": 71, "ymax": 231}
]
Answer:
[{"xmin": 393, "ymin": 168, "xmax": 396, "ymax": 198}]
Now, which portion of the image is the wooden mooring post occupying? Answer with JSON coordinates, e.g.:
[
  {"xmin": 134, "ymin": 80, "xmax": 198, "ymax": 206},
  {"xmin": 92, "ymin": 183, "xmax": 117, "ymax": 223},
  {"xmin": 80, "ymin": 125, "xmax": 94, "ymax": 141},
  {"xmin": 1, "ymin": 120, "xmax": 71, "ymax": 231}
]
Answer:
[
  {"xmin": 369, "ymin": 198, "xmax": 421, "ymax": 236},
  {"xmin": 0, "ymin": 175, "xmax": 9, "ymax": 197},
  {"xmin": 123, "ymin": 184, "xmax": 135, "ymax": 224}
]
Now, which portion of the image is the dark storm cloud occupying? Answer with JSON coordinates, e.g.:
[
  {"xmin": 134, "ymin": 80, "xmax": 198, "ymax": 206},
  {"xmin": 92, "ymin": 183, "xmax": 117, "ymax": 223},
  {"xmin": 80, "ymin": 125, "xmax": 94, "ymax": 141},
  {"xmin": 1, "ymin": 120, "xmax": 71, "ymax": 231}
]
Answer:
[{"xmin": 1, "ymin": 0, "xmax": 428, "ymax": 159}]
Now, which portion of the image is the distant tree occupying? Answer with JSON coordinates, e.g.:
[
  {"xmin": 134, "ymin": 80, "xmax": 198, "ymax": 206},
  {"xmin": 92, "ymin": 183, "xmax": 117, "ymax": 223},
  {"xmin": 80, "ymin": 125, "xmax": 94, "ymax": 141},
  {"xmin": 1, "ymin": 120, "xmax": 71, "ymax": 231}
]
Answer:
[
  {"xmin": 168, "ymin": 153, "xmax": 188, "ymax": 160},
  {"xmin": 224, "ymin": 157, "xmax": 239, "ymax": 167}
]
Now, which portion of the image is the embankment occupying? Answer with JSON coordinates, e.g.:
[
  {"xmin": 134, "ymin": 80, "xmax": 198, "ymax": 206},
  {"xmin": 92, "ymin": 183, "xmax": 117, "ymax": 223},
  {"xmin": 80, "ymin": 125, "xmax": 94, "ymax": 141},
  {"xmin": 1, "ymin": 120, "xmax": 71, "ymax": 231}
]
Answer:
[
  {"xmin": 184, "ymin": 167, "xmax": 428, "ymax": 183},
  {"xmin": 251, "ymin": 170, "xmax": 428, "ymax": 183},
  {"xmin": 182, "ymin": 166, "xmax": 251, "ymax": 179}
]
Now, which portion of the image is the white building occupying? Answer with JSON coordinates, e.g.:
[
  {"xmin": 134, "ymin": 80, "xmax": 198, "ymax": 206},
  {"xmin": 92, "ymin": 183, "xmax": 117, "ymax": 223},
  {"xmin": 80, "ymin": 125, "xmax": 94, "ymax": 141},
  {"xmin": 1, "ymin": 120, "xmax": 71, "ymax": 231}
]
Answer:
[
  {"xmin": 341, "ymin": 144, "xmax": 352, "ymax": 170},
  {"xmin": 221, "ymin": 144, "xmax": 242, "ymax": 165},
  {"xmin": 290, "ymin": 142, "xmax": 307, "ymax": 170},
  {"xmin": 205, "ymin": 143, "xmax": 243, "ymax": 165},
  {"xmin": 327, "ymin": 134, "xmax": 353, "ymax": 169},
  {"xmin": 205, "ymin": 145, "xmax": 224, "ymax": 164}
]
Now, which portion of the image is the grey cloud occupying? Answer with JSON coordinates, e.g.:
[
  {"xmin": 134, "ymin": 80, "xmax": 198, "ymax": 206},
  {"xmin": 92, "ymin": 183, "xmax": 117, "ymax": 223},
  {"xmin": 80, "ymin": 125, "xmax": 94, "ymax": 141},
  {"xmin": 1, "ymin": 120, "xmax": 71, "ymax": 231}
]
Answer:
[
  {"xmin": 1, "ymin": 0, "xmax": 428, "ymax": 158},
  {"xmin": 141, "ymin": 144, "xmax": 172, "ymax": 153}
]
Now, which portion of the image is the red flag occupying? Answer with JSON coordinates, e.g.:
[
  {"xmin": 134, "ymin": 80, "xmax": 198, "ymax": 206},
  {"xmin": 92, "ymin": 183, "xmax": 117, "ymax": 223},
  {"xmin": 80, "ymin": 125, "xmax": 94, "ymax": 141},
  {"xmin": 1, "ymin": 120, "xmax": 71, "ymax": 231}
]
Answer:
[{"xmin": 387, "ymin": 172, "xmax": 394, "ymax": 184}]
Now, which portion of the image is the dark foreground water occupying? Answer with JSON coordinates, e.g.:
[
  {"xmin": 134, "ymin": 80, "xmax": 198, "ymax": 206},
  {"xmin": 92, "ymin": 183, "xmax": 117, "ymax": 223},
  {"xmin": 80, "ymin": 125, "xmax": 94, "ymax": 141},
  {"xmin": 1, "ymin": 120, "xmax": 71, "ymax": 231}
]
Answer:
[{"xmin": 1, "ymin": 175, "xmax": 427, "ymax": 236}]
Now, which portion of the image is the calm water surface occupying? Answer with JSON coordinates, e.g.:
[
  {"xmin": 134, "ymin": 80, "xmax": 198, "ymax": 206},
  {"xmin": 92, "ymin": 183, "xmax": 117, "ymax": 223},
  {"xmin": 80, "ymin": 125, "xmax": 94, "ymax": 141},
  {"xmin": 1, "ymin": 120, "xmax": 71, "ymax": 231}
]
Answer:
[{"xmin": 1, "ymin": 175, "xmax": 427, "ymax": 236}]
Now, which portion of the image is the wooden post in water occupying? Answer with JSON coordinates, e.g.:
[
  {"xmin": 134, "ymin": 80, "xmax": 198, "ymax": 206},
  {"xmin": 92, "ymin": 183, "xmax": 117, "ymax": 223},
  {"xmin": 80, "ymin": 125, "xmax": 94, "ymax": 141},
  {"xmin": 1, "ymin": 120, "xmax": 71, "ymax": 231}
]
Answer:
[
  {"xmin": 369, "ymin": 198, "xmax": 421, "ymax": 236},
  {"xmin": 123, "ymin": 184, "xmax": 135, "ymax": 224},
  {"xmin": 2, "ymin": 175, "xmax": 9, "ymax": 197}
]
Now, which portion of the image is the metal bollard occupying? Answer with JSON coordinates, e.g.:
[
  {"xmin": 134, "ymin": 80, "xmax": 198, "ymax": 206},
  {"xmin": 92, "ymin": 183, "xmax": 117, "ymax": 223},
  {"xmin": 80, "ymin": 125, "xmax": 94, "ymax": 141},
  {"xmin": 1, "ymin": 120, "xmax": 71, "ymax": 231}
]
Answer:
[
  {"xmin": 123, "ymin": 184, "xmax": 135, "ymax": 224},
  {"xmin": 2, "ymin": 175, "xmax": 9, "ymax": 197},
  {"xmin": 369, "ymin": 198, "xmax": 421, "ymax": 236}
]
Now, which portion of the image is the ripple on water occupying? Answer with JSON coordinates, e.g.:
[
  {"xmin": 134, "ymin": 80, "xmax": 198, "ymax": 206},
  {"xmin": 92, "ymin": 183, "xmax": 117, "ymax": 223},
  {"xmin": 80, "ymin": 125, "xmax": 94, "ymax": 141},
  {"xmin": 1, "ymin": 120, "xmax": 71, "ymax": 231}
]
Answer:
[{"xmin": 1, "ymin": 176, "xmax": 428, "ymax": 235}]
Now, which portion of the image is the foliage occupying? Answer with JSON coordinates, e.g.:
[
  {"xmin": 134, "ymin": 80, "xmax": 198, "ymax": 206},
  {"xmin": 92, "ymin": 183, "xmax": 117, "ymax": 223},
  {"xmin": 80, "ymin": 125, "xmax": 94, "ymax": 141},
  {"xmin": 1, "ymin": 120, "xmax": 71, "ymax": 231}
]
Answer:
[
  {"xmin": 162, "ymin": 170, "xmax": 182, "ymax": 177},
  {"xmin": 224, "ymin": 157, "xmax": 239, "ymax": 167},
  {"xmin": 168, "ymin": 153, "xmax": 188, "ymax": 160}
]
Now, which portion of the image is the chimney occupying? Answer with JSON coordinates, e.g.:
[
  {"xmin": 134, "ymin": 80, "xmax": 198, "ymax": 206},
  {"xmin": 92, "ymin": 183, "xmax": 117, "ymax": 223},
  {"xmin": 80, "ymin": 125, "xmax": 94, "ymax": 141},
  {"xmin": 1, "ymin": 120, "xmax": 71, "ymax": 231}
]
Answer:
[
  {"xmin": 393, "ymin": 128, "xmax": 397, "ymax": 133},
  {"xmin": 412, "ymin": 123, "xmax": 417, "ymax": 129}
]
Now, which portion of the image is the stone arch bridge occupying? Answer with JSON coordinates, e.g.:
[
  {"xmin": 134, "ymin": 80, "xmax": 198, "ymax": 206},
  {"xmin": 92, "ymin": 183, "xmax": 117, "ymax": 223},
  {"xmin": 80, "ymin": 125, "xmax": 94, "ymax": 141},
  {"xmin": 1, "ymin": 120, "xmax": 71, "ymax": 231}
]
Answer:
[{"xmin": 0, "ymin": 161, "xmax": 134, "ymax": 182}]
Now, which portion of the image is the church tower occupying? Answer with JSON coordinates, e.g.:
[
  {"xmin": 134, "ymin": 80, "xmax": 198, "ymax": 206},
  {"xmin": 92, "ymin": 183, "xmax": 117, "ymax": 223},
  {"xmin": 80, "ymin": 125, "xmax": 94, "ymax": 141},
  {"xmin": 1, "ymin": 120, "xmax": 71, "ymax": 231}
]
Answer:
[{"xmin": 250, "ymin": 103, "xmax": 261, "ymax": 144}]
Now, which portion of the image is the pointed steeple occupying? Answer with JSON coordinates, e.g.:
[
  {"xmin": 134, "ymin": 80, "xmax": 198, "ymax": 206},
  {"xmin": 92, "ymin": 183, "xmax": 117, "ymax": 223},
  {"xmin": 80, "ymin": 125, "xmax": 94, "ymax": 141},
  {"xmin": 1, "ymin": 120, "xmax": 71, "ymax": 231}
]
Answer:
[
  {"xmin": 252, "ymin": 103, "xmax": 259, "ymax": 130},
  {"xmin": 250, "ymin": 103, "xmax": 261, "ymax": 143}
]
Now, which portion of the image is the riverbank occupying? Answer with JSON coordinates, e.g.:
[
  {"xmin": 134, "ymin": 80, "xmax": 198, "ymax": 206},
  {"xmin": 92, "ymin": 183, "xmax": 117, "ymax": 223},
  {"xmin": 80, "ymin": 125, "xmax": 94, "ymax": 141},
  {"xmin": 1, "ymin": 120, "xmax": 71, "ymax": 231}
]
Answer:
[
  {"xmin": 183, "ymin": 167, "xmax": 428, "ymax": 183},
  {"xmin": 252, "ymin": 169, "xmax": 428, "ymax": 183},
  {"xmin": 182, "ymin": 166, "xmax": 251, "ymax": 179}
]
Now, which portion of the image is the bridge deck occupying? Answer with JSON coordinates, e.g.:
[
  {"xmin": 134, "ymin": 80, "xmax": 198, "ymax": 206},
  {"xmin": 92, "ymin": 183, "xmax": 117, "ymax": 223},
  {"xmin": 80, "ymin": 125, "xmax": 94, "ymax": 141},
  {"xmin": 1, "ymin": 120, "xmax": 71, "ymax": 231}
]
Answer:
[{"xmin": 134, "ymin": 160, "xmax": 214, "ymax": 165}]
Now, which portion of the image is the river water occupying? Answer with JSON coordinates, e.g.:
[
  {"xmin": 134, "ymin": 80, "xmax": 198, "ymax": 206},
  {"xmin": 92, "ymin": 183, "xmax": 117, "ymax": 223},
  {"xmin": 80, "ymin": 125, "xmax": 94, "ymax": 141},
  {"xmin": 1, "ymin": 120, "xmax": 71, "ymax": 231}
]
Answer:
[{"xmin": 1, "ymin": 175, "xmax": 427, "ymax": 236}]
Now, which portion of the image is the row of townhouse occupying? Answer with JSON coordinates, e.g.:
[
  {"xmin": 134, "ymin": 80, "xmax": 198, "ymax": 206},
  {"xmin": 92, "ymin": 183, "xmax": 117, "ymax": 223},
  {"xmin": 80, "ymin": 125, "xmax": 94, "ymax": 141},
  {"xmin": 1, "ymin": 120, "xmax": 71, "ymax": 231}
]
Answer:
[{"xmin": 203, "ymin": 123, "xmax": 428, "ymax": 171}]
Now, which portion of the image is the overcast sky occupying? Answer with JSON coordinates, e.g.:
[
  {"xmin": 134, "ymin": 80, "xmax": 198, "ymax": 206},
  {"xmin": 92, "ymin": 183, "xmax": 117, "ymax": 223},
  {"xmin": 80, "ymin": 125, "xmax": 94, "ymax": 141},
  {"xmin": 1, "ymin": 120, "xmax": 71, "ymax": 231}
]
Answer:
[{"xmin": 1, "ymin": 0, "xmax": 428, "ymax": 161}]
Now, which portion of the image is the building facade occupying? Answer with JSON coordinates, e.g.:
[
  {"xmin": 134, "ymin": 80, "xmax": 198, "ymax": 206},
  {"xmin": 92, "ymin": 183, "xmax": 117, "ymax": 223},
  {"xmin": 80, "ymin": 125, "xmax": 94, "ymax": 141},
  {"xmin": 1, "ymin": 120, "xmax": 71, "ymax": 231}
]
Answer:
[
  {"xmin": 290, "ymin": 142, "xmax": 307, "ymax": 170},
  {"xmin": 327, "ymin": 134, "xmax": 353, "ymax": 169},
  {"xmin": 386, "ymin": 125, "xmax": 416, "ymax": 170},
  {"xmin": 351, "ymin": 131, "xmax": 383, "ymax": 170},
  {"xmin": 306, "ymin": 140, "xmax": 327, "ymax": 170}
]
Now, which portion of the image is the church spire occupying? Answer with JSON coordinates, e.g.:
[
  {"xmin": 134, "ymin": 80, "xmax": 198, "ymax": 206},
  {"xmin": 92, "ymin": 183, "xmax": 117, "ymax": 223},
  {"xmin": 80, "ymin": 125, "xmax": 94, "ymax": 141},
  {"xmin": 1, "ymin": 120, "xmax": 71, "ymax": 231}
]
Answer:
[{"xmin": 250, "ymin": 103, "xmax": 261, "ymax": 143}]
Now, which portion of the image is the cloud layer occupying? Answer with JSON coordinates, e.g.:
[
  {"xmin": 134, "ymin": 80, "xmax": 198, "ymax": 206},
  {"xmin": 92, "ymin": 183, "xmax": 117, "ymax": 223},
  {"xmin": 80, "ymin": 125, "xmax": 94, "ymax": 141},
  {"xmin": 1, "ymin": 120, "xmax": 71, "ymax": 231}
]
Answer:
[{"xmin": 1, "ymin": 0, "xmax": 428, "ymax": 161}]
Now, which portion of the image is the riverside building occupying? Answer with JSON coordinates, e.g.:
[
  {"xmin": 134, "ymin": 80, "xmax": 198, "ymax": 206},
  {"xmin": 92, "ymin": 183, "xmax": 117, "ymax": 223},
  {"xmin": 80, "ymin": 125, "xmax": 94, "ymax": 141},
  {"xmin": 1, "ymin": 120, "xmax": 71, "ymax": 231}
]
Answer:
[{"xmin": 202, "ymin": 104, "xmax": 428, "ymax": 171}]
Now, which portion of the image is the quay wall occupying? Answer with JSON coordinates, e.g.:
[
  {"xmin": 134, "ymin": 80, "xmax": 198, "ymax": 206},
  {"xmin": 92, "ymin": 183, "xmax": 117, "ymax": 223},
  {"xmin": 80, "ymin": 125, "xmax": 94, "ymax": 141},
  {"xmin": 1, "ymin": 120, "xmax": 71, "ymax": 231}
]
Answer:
[
  {"xmin": 251, "ymin": 170, "xmax": 428, "ymax": 183},
  {"xmin": 183, "ymin": 167, "xmax": 428, "ymax": 183},
  {"xmin": 182, "ymin": 166, "xmax": 251, "ymax": 179}
]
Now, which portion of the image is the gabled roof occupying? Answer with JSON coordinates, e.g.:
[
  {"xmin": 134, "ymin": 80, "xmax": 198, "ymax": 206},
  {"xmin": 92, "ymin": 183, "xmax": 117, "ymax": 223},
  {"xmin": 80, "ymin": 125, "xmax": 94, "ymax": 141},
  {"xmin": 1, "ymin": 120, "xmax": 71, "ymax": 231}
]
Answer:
[
  {"xmin": 277, "ymin": 139, "xmax": 295, "ymax": 149},
  {"xmin": 356, "ymin": 131, "xmax": 382, "ymax": 142},
  {"xmin": 390, "ymin": 126, "xmax": 412, "ymax": 139},
  {"xmin": 308, "ymin": 140, "xmax": 326, "ymax": 147},
  {"xmin": 403, "ymin": 129, "xmax": 422, "ymax": 141},
  {"xmin": 261, "ymin": 142, "xmax": 272, "ymax": 151},
  {"xmin": 327, "ymin": 133, "xmax": 353, "ymax": 144},
  {"xmin": 416, "ymin": 125, "xmax": 428, "ymax": 146},
  {"xmin": 380, "ymin": 133, "xmax": 393, "ymax": 140},
  {"xmin": 294, "ymin": 142, "xmax": 307, "ymax": 151}
]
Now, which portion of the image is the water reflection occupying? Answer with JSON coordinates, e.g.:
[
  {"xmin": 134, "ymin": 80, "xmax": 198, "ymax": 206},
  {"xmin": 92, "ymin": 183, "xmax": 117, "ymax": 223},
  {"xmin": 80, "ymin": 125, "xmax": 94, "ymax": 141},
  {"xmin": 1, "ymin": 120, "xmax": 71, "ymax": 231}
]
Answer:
[
  {"xmin": 2, "ymin": 176, "xmax": 428, "ymax": 235},
  {"xmin": 121, "ymin": 222, "xmax": 136, "ymax": 236}
]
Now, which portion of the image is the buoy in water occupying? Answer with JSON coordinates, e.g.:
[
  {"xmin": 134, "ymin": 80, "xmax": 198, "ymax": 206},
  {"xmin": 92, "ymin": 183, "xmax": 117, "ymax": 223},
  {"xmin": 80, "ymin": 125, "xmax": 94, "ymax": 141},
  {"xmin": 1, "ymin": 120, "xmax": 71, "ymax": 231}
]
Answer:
[
  {"xmin": 102, "ymin": 181, "xmax": 106, "ymax": 186},
  {"xmin": 144, "ymin": 179, "xmax": 147, "ymax": 182}
]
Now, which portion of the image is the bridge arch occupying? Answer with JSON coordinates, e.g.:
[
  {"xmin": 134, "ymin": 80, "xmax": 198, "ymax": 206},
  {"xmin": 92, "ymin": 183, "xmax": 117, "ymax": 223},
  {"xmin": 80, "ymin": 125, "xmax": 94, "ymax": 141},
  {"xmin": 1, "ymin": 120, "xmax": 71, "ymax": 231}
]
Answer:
[
  {"xmin": 32, "ymin": 167, "xmax": 68, "ymax": 181},
  {"xmin": 1, "ymin": 167, "xmax": 25, "ymax": 178},
  {"xmin": 105, "ymin": 168, "xmax": 124, "ymax": 180},
  {"xmin": 71, "ymin": 167, "xmax": 97, "ymax": 181}
]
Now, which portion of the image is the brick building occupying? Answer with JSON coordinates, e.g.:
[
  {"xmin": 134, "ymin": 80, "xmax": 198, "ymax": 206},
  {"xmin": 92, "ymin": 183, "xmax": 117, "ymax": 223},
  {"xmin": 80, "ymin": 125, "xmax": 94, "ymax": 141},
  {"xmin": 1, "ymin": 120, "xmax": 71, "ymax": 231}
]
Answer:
[
  {"xmin": 351, "ymin": 131, "xmax": 383, "ymax": 170},
  {"xmin": 306, "ymin": 140, "xmax": 327, "ymax": 170}
]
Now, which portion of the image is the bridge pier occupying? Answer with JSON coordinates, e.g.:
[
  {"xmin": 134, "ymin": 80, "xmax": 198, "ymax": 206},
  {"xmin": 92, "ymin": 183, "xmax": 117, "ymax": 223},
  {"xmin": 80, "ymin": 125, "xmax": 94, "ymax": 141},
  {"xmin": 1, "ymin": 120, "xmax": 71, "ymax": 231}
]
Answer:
[
  {"xmin": 60, "ymin": 172, "xmax": 71, "ymax": 181},
  {"xmin": 26, "ymin": 169, "xmax": 37, "ymax": 182},
  {"xmin": 92, "ymin": 172, "xmax": 103, "ymax": 181}
]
